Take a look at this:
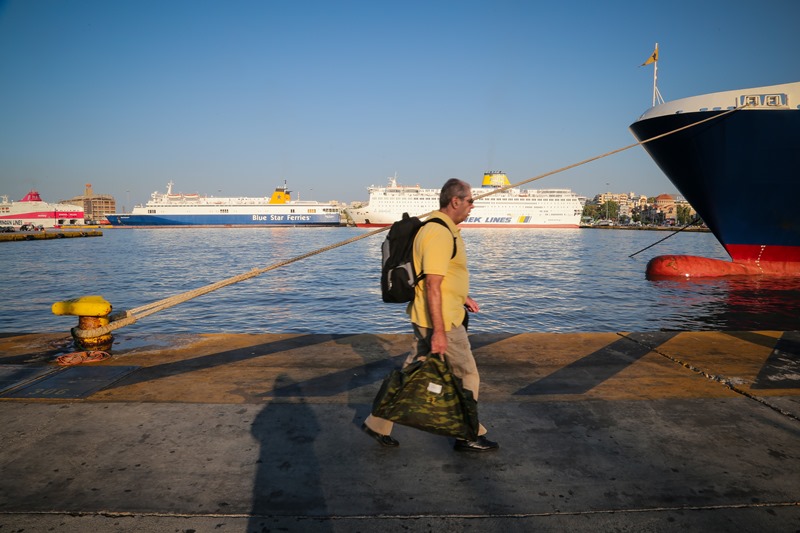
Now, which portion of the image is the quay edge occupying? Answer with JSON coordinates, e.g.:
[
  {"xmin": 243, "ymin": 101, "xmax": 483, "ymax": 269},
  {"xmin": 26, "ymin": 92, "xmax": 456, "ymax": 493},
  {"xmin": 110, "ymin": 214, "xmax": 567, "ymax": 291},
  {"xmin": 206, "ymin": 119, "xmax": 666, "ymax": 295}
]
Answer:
[
  {"xmin": 0, "ymin": 330, "xmax": 799, "ymax": 531},
  {"xmin": 0, "ymin": 229, "xmax": 102, "ymax": 242}
]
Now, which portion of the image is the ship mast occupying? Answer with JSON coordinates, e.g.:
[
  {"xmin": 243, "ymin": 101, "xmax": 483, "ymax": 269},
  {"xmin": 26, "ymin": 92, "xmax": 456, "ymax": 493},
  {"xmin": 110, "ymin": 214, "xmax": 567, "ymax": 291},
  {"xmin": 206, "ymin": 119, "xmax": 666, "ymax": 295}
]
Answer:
[{"xmin": 642, "ymin": 43, "xmax": 664, "ymax": 107}]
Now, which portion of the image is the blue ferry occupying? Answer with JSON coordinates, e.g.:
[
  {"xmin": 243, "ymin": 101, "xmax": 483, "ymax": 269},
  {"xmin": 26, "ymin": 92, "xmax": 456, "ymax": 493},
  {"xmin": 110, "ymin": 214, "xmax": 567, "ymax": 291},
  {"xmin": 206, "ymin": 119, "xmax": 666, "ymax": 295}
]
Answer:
[{"xmin": 106, "ymin": 182, "xmax": 342, "ymax": 227}]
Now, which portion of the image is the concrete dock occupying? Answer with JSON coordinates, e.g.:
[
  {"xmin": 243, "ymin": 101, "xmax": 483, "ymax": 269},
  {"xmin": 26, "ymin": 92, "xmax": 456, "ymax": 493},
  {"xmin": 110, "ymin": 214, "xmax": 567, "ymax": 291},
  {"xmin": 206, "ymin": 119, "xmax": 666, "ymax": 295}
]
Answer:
[
  {"xmin": 0, "ymin": 229, "xmax": 103, "ymax": 242},
  {"xmin": 0, "ymin": 330, "xmax": 798, "ymax": 532}
]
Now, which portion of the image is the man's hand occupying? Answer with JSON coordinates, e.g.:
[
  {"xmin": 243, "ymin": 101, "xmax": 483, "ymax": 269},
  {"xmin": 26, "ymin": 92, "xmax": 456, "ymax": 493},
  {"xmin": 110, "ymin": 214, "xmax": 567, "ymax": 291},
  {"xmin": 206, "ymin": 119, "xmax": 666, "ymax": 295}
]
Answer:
[
  {"xmin": 465, "ymin": 296, "xmax": 479, "ymax": 313},
  {"xmin": 431, "ymin": 329, "xmax": 448, "ymax": 357}
]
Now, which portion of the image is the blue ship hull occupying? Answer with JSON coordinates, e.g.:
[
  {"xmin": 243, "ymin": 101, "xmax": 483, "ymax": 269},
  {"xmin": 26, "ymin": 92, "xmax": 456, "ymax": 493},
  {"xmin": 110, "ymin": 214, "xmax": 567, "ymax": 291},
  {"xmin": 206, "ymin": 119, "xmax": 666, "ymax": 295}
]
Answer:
[
  {"xmin": 106, "ymin": 213, "xmax": 341, "ymax": 227},
  {"xmin": 629, "ymin": 81, "xmax": 800, "ymax": 267}
]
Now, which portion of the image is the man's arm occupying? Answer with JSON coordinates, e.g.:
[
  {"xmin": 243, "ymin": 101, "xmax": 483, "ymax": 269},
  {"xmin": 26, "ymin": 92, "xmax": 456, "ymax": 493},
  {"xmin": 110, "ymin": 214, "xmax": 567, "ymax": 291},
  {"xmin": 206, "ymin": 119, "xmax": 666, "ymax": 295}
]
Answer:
[{"xmin": 425, "ymin": 274, "xmax": 447, "ymax": 356}]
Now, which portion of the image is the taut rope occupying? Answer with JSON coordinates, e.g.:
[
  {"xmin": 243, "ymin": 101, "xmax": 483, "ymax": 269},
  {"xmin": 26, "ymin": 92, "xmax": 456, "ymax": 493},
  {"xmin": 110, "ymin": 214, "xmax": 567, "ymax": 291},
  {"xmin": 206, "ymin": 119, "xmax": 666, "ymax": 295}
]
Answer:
[
  {"xmin": 74, "ymin": 107, "xmax": 743, "ymax": 339},
  {"xmin": 628, "ymin": 216, "xmax": 705, "ymax": 258}
]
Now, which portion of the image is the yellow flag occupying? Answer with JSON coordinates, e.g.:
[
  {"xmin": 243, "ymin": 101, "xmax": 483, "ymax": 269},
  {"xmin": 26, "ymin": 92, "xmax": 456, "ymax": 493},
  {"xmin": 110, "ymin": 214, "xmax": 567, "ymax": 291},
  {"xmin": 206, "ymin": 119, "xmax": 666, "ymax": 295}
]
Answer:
[{"xmin": 641, "ymin": 47, "xmax": 658, "ymax": 66}]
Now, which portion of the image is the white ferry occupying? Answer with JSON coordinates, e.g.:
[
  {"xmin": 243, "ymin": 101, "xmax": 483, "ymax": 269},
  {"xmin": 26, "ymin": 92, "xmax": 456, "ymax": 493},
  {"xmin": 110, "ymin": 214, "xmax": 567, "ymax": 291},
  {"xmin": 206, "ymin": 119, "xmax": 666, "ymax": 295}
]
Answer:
[
  {"xmin": 0, "ymin": 190, "xmax": 84, "ymax": 228},
  {"xmin": 106, "ymin": 181, "xmax": 342, "ymax": 227},
  {"xmin": 346, "ymin": 172, "xmax": 583, "ymax": 228}
]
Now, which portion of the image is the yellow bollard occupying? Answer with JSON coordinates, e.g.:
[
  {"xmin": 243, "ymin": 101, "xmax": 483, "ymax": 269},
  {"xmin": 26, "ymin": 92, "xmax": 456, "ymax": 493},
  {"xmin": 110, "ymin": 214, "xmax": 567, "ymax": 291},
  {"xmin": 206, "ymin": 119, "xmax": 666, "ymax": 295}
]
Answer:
[{"xmin": 52, "ymin": 295, "xmax": 114, "ymax": 350}]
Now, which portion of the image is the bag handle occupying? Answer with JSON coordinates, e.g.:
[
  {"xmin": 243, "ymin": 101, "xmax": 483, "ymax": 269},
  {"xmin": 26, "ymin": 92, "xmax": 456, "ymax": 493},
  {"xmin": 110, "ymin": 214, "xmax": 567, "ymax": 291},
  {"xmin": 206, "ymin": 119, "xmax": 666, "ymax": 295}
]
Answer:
[{"xmin": 416, "ymin": 352, "xmax": 445, "ymax": 363}]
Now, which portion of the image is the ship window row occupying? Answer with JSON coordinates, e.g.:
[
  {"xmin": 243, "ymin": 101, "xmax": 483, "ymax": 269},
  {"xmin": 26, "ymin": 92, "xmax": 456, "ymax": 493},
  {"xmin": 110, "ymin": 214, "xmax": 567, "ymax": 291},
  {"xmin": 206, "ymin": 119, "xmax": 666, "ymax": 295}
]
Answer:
[
  {"xmin": 144, "ymin": 208, "xmax": 337, "ymax": 215},
  {"xmin": 475, "ymin": 198, "xmax": 569, "ymax": 202},
  {"xmin": 375, "ymin": 197, "xmax": 571, "ymax": 202}
]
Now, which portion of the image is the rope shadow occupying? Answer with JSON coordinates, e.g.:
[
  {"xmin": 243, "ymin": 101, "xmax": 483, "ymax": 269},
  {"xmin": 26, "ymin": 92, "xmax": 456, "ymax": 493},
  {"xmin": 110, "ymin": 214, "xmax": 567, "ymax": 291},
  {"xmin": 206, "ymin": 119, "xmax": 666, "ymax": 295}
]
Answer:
[
  {"xmin": 264, "ymin": 332, "xmax": 523, "ymax": 399},
  {"xmin": 104, "ymin": 334, "xmax": 350, "ymax": 390},
  {"xmin": 514, "ymin": 332, "xmax": 678, "ymax": 396},
  {"xmin": 735, "ymin": 331, "xmax": 800, "ymax": 390},
  {"xmin": 263, "ymin": 352, "xmax": 406, "ymax": 398},
  {"xmin": 469, "ymin": 332, "xmax": 521, "ymax": 351}
]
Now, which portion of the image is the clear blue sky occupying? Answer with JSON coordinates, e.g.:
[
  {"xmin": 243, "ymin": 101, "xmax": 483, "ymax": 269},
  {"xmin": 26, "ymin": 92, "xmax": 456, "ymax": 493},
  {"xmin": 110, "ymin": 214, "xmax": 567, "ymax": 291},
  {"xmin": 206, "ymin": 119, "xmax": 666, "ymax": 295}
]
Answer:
[{"xmin": 1, "ymin": 0, "xmax": 797, "ymax": 208}]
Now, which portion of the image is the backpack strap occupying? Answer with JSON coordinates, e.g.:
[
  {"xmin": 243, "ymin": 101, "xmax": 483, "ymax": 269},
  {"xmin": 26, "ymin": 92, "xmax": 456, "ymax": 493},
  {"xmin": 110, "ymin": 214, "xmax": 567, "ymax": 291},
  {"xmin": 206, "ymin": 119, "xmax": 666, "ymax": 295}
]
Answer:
[
  {"xmin": 412, "ymin": 217, "xmax": 458, "ymax": 287},
  {"xmin": 423, "ymin": 217, "xmax": 456, "ymax": 259}
]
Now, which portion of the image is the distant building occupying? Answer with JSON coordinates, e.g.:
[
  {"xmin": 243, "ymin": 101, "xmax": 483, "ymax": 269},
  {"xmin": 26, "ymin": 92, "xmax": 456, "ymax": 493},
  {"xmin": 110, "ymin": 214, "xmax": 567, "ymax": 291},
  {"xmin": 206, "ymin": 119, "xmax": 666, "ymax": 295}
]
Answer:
[
  {"xmin": 654, "ymin": 193, "xmax": 673, "ymax": 206},
  {"xmin": 593, "ymin": 191, "xmax": 648, "ymax": 221},
  {"xmin": 655, "ymin": 193, "xmax": 677, "ymax": 222},
  {"xmin": 638, "ymin": 193, "xmax": 696, "ymax": 225},
  {"xmin": 590, "ymin": 189, "xmax": 697, "ymax": 225},
  {"xmin": 62, "ymin": 183, "xmax": 116, "ymax": 222}
]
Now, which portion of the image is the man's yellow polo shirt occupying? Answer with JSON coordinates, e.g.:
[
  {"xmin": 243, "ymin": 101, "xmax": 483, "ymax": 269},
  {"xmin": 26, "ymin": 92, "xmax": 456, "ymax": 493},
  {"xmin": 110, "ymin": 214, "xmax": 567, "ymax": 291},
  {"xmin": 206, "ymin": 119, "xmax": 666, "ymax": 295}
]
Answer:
[{"xmin": 408, "ymin": 211, "xmax": 468, "ymax": 330}]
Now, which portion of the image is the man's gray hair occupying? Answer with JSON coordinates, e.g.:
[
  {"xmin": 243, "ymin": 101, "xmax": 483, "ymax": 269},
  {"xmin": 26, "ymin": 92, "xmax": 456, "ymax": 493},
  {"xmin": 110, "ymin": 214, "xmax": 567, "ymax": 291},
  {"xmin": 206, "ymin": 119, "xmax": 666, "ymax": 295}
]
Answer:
[{"xmin": 439, "ymin": 179, "xmax": 470, "ymax": 209}]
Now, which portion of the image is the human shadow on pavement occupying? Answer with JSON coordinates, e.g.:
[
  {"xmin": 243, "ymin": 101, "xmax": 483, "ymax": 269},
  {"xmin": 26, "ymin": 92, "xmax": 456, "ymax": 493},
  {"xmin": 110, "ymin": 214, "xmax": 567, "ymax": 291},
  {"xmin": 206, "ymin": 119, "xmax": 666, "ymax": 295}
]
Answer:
[{"xmin": 248, "ymin": 373, "xmax": 332, "ymax": 532}]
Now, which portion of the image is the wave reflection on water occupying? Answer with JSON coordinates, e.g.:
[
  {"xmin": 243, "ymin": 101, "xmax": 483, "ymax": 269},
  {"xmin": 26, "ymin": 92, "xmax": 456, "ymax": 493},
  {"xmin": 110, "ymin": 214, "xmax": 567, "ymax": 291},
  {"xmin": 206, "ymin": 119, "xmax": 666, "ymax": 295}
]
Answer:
[{"xmin": 2, "ymin": 227, "xmax": 800, "ymax": 335}]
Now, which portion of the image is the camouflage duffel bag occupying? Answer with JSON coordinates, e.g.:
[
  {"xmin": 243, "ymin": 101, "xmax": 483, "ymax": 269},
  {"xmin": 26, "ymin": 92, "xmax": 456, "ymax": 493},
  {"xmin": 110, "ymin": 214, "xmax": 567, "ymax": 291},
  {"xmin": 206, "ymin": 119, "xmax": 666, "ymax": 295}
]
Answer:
[{"xmin": 371, "ymin": 355, "xmax": 479, "ymax": 440}]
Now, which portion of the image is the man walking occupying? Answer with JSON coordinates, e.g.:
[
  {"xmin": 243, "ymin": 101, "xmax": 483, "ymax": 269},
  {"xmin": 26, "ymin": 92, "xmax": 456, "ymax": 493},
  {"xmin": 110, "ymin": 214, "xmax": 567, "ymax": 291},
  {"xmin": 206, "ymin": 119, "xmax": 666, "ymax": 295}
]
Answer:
[{"xmin": 362, "ymin": 178, "xmax": 499, "ymax": 452}]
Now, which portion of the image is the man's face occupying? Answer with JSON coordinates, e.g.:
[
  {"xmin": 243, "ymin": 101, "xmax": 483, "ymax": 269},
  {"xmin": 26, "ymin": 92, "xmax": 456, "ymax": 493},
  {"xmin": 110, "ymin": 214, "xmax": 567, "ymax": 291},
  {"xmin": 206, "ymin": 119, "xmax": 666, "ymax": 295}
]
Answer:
[{"xmin": 452, "ymin": 188, "xmax": 474, "ymax": 224}]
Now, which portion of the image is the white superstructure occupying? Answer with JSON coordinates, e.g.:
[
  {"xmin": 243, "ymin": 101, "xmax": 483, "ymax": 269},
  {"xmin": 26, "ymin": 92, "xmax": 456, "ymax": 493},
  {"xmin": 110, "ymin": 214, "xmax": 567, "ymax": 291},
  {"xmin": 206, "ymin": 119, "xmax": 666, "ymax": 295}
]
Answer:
[
  {"xmin": 346, "ymin": 172, "xmax": 583, "ymax": 228},
  {"xmin": 0, "ymin": 190, "xmax": 84, "ymax": 228}
]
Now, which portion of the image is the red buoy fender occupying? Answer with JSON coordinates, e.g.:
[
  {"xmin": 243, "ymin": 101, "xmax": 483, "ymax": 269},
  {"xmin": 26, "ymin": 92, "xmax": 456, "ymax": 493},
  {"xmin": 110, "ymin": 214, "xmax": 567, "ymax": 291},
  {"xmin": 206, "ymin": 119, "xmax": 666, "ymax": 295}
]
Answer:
[{"xmin": 646, "ymin": 255, "xmax": 757, "ymax": 279}]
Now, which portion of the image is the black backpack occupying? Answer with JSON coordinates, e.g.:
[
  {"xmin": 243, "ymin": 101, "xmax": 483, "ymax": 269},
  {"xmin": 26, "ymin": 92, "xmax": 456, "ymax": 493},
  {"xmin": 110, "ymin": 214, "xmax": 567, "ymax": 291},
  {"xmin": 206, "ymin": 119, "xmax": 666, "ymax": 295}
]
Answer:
[{"xmin": 381, "ymin": 213, "xmax": 456, "ymax": 303}]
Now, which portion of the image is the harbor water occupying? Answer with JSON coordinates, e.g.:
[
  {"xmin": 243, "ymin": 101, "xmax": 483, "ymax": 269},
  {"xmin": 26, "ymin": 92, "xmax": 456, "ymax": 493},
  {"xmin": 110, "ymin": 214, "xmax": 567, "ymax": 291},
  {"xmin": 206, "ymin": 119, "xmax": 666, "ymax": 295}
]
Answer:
[{"xmin": 3, "ymin": 227, "xmax": 800, "ymax": 337}]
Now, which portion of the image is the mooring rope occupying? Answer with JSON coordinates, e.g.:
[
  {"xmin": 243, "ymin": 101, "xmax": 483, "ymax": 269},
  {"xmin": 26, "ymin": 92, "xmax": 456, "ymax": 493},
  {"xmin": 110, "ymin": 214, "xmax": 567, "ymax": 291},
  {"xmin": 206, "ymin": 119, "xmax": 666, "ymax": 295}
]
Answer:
[
  {"xmin": 82, "ymin": 227, "xmax": 390, "ymax": 337},
  {"xmin": 628, "ymin": 216, "xmax": 704, "ymax": 258},
  {"xmin": 73, "ymin": 106, "xmax": 743, "ymax": 339}
]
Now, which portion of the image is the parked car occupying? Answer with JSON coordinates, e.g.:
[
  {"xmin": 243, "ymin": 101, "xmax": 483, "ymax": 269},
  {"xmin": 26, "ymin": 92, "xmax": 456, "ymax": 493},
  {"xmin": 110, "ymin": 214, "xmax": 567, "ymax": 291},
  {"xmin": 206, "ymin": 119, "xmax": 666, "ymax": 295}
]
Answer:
[{"xmin": 0, "ymin": 226, "xmax": 14, "ymax": 233}]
